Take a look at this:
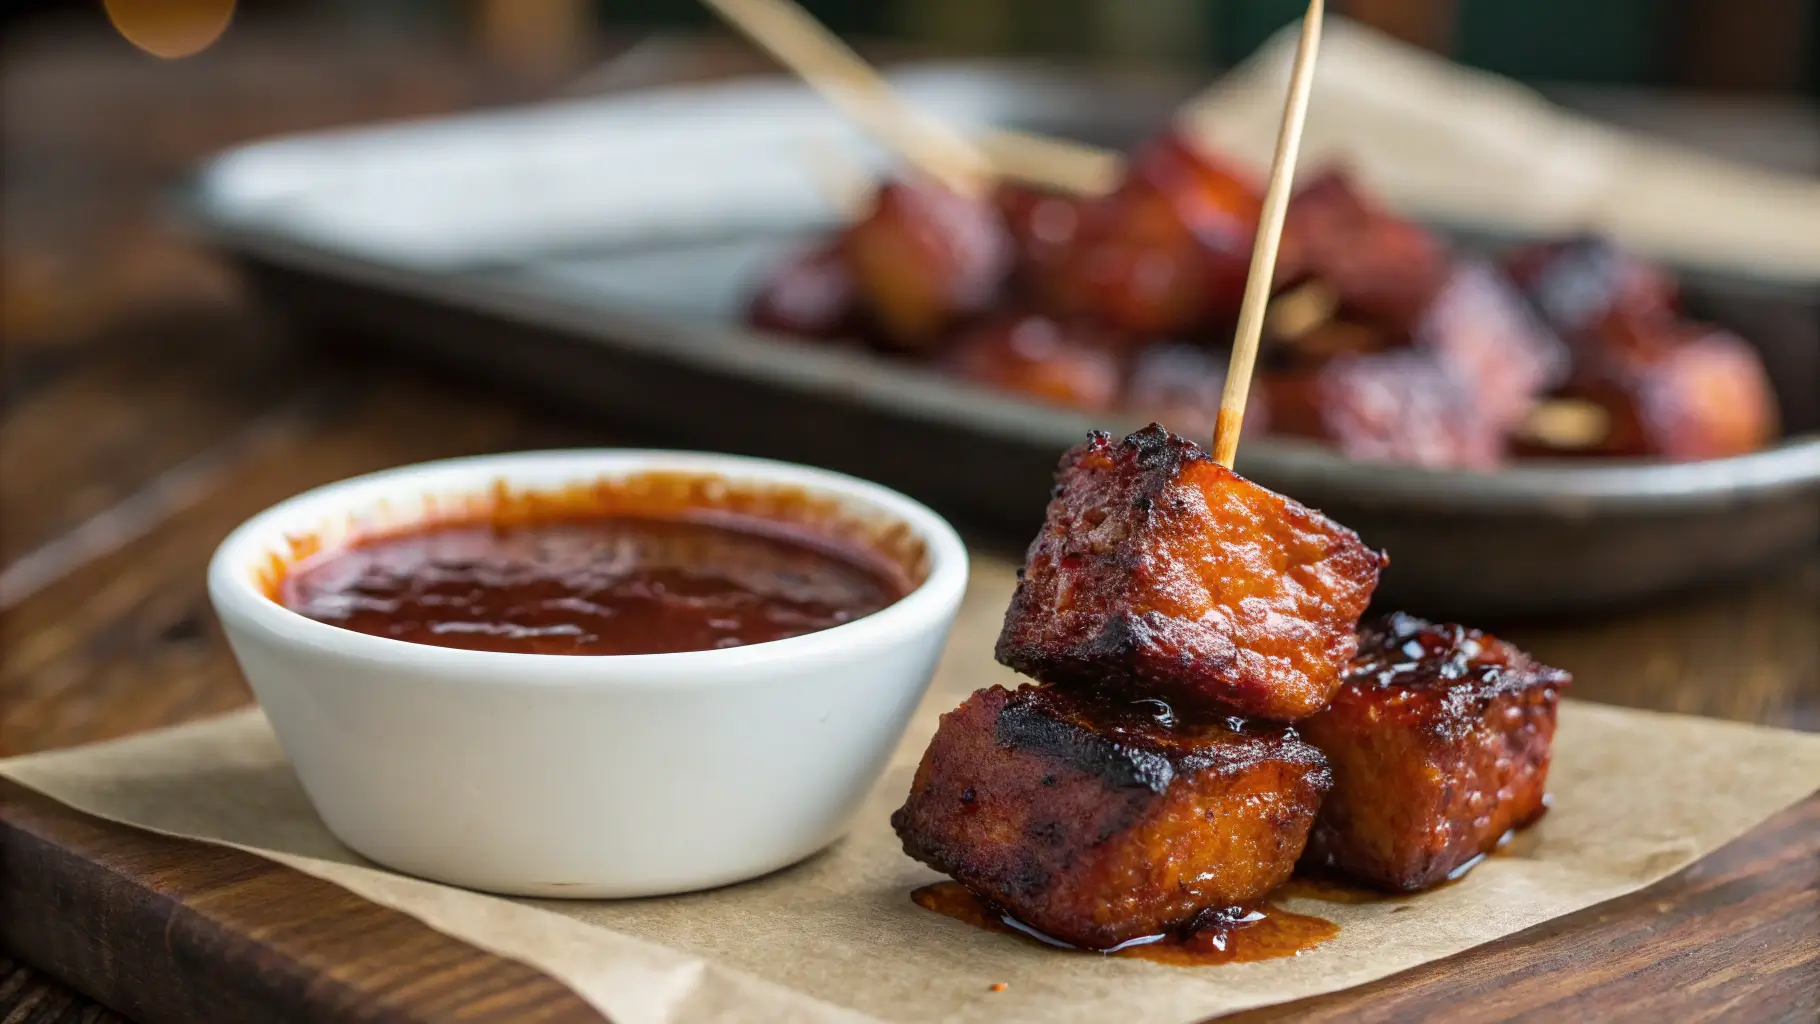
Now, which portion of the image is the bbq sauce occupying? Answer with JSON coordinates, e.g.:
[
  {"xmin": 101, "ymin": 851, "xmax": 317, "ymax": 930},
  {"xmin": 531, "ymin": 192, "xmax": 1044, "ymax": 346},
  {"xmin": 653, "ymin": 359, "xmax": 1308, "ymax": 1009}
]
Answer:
[
  {"xmin": 910, "ymin": 882, "xmax": 1337, "ymax": 966},
  {"xmin": 281, "ymin": 509, "xmax": 909, "ymax": 656}
]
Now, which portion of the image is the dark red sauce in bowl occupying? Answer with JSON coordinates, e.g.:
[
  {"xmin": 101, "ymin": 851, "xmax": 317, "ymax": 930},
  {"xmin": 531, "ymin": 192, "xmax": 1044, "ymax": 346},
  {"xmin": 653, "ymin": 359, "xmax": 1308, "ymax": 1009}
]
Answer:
[{"xmin": 272, "ymin": 472, "xmax": 922, "ymax": 656}]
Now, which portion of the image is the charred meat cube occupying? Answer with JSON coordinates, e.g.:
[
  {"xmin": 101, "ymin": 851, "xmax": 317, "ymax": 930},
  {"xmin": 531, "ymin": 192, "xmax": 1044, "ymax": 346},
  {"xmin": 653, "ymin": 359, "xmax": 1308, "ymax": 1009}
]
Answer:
[
  {"xmin": 996, "ymin": 425, "xmax": 1384, "ymax": 721},
  {"xmin": 1414, "ymin": 261, "xmax": 1568, "ymax": 432},
  {"xmin": 1040, "ymin": 133, "xmax": 1260, "ymax": 336},
  {"xmin": 1299, "ymin": 613, "xmax": 1570, "ymax": 892},
  {"xmin": 1507, "ymin": 237, "xmax": 1777, "ymax": 461},
  {"xmin": 1264, "ymin": 258, "xmax": 1562, "ymax": 462},
  {"xmin": 746, "ymin": 239, "xmax": 861, "ymax": 341},
  {"xmin": 942, "ymin": 314, "xmax": 1124, "ymax": 412},
  {"xmin": 1262, "ymin": 351, "xmax": 1505, "ymax": 469},
  {"xmin": 1276, "ymin": 168, "xmax": 1452, "ymax": 336},
  {"xmin": 1124, "ymin": 342, "xmax": 1268, "ymax": 440},
  {"xmin": 1515, "ymin": 327, "xmax": 1778, "ymax": 461},
  {"xmin": 1505, "ymin": 235, "xmax": 1680, "ymax": 361},
  {"xmin": 893, "ymin": 684, "xmax": 1331, "ymax": 949},
  {"xmin": 845, "ymin": 178, "xmax": 1014, "ymax": 348}
]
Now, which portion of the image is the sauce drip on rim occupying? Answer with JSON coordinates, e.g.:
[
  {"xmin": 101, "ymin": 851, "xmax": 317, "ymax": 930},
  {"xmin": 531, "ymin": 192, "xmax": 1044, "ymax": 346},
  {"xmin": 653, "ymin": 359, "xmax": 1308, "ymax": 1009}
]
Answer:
[{"xmin": 281, "ymin": 513, "xmax": 907, "ymax": 656}]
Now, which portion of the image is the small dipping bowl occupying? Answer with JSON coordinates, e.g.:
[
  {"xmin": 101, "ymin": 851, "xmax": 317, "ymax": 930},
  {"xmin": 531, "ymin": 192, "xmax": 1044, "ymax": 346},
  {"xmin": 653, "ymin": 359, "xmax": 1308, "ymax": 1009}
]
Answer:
[{"xmin": 208, "ymin": 450, "xmax": 968, "ymax": 897}]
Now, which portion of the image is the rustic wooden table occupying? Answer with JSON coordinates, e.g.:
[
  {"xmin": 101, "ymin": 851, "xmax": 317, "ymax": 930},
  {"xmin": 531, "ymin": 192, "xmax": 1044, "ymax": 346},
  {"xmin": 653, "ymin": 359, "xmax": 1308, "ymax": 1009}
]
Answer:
[{"xmin": 2, "ymin": 22, "xmax": 1817, "ymax": 1024}]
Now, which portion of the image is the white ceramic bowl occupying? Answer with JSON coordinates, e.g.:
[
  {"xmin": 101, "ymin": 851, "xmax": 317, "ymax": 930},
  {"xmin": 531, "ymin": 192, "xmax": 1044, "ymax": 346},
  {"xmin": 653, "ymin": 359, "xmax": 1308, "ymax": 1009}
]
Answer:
[{"xmin": 208, "ymin": 450, "xmax": 968, "ymax": 897}]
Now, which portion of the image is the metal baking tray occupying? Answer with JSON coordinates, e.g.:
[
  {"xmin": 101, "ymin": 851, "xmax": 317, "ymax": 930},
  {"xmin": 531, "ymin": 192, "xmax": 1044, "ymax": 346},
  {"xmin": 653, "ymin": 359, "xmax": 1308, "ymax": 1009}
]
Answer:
[{"xmin": 180, "ymin": 63, "xmax": 1820, "ymax": 619}]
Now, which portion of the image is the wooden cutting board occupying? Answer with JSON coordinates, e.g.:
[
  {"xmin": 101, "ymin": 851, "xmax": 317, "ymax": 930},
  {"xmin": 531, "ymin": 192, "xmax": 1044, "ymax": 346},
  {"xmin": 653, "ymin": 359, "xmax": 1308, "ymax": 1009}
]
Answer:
[{"xmin": 4, "ymin": 775, "xmax": 1816, "ymax": 1023}]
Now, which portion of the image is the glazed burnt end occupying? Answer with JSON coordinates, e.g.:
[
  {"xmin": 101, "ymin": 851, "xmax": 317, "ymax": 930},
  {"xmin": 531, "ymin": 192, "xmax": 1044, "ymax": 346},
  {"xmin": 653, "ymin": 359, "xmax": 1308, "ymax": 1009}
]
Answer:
[
  {"xmin": 1504, "ymin": 235, "xmax": 1680, "ymax": 356},
  {"xmin": 1299, "ymin": 612, "xmax": 1570, "ymax": 891},
  {"xmin": 1263, "ymin": 351, "xmax": 1504, "ymax": 470},
  {"xmin": 844, "ymin": 179, "xmax": 1013, "ymax": 349},
  {"xmin": 995, "ymin": 425, "xmax": 1385, "ymax": 721},
  {"xmin": 1038, "ymin": 133, "xmax": 1260, "ymax": 336},
  {"xmin": 1276, "ymin": 167, "xmax": 1452, "ymax": 335},
  {"xmin": 892, "ymin": 684, "xmax": 1331, "ymax": 949},
  {"xmin": 1519, "ymin": 328, "xmax": 1778, "ymax": 461}
]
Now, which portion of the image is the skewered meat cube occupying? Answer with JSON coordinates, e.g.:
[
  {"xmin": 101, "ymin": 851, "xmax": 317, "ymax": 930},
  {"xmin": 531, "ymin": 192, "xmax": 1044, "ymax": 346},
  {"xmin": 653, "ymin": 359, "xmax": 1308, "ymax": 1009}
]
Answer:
[
  {"xmin": 1040, "ymin": 133, "xmax": 1260, "ymax": 336},
  {"xmin": 942, "ymin": 314, "xmax": 1123, "ymax": 412},
  {"xmin": 1276, "ymin": 168, "xmax": 1451, "ymax": 336},
  {"xmin": 845, "ymin": 178, "xmax": 1014, "ymax": 349},
  {"xmin": 1299, "ymin": 613, "xmax": 1570, "ymax": 892},
  {"xmin": 1414, "ymin": 261, "xmax": 1569, "ymax": 431},
  {"xmin": 996, "ymin": 425, "xmax": 1384, "ymax": 721},
  {"xmin": 746, "ymin": 240, "xmax": 861, "ymax": 341},
  {"xmin": 1516, "ymin": 327, "xmax": 1778, "ymax": 460},
  {"xmin": 1124, "ymin": 342, "xmax": 1268, "ymax": 440},
  {"xmin": 892, "ymin": 683, "xmax": 1331, "ymax": 949},
  {"xmin": 1263, "ymin": 351, "xmax": 1504, "ymax": 469}
]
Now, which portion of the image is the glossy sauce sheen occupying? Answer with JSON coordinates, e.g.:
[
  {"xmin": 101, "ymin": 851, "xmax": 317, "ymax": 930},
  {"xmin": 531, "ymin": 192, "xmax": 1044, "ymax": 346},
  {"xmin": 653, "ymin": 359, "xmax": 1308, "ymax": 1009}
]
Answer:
[
  {"xmin": 911, "ymin": 882, "xmax": 1337, "ymax": 966},
  {"xmin": 281, "ymin": 514, "xmax": 906, "ymax": 655}
]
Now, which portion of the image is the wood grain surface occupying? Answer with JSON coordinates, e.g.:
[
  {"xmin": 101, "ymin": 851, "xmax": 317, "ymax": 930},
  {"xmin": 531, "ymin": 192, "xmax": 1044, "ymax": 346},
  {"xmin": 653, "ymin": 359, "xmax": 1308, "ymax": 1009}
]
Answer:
[
  {"xmin": 0, "ymin": 779, "xmax": 603, "ymax": 1024},
  {"xmin": 2, "ymin": 17, "xmax": 1817, "ymax": 1024}
]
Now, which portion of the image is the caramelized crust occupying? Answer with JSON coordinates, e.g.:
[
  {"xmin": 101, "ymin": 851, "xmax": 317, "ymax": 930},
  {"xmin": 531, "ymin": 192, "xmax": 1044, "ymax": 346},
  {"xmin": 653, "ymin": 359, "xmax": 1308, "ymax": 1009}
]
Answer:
[
  {"xmin": 996, "ymin": 425, "xmax": 1385, "ymax": 720},
  {"xmin": 892, "ymin": 684, "xmax": 1331, "ymax": 949},
  {"xmin": 1299, "ymin": 613, "xmax": 1570, "ymax": 891}
]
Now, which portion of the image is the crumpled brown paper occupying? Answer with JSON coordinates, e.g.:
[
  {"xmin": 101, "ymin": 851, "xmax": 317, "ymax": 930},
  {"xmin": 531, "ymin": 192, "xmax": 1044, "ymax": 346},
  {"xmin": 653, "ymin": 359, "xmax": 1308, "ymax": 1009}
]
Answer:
[
  {"xmin": 6, "ymin": 558, "xmax": 1820, "ymax": 1023},
  {"xmin": 1181, "ymin": 18, "xmax": 1820, "ymax": 282}
]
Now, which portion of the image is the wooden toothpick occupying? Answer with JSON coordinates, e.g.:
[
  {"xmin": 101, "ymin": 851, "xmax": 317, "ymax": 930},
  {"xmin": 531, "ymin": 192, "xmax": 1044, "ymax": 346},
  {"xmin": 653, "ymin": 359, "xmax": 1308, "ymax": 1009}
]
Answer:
[
  {"xmin": 700, "ymin": 0, "xmax": 994, "ymax": 198},
  {"xmin": 1211, "ymin": 0, "xmax": 1325, "ymax": 470},
  {"xmin": 973, "ymin": 128, "xmax": 1123, "ymax": 197}
]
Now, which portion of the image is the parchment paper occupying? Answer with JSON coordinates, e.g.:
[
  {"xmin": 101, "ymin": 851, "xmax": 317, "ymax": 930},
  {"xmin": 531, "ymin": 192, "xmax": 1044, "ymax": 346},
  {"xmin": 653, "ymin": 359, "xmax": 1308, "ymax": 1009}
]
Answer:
[
  {"xmin": 1181, "ymin": 18, "xmax": 1820, "ymax": 281},
  {"xmin": 7, "ymin": 558, "xmax": 1820, "ymax": 1023}
]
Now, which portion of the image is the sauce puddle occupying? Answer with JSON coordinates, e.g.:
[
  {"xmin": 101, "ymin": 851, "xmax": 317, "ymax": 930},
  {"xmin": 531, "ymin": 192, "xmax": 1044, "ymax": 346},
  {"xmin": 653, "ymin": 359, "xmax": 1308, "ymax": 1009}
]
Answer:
[{"xmin": 911, "ymin": 882, "xmax": 1337, "ymax": 966}]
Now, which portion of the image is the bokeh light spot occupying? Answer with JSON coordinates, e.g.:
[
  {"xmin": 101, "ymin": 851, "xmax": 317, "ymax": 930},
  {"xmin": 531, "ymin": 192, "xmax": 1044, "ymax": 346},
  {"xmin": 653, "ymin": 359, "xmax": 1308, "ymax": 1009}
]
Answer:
[{"xmin": 104, "ymin": 0, "xmax": 236, "ymax": 60}]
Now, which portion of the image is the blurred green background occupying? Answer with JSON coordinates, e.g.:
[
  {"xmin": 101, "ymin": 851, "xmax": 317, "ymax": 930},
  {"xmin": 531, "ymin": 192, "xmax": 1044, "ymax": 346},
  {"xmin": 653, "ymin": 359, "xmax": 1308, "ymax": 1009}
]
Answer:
[
  {"xmin": 582, "ymin": 0, "xmax": 1818, "ymax": 92},
  {"xmin": 8, "ymin": 1, "xmax": 1810, "ymax": 94}
]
